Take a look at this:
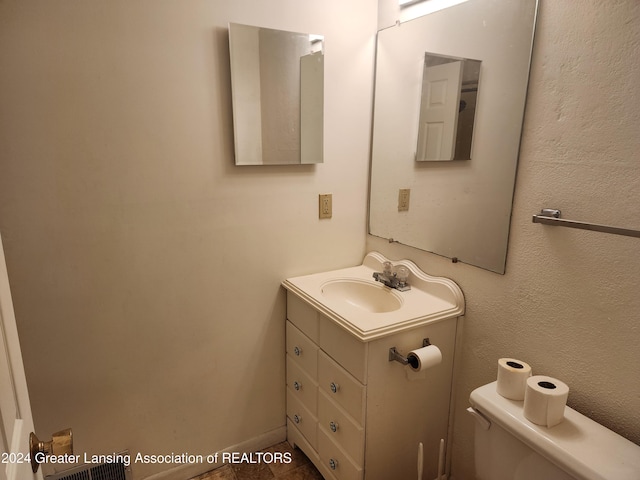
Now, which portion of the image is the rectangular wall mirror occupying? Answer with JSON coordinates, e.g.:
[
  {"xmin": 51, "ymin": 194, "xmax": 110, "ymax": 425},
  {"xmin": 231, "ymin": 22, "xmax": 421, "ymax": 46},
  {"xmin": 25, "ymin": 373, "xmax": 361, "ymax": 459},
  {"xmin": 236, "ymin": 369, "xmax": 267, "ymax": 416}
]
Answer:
[
  {"xmin": 229, "ymin": 23, "xmax": 324, "ymax": 165},
  {"xmin": 369, "ymin": 0, "xmax": 538, "ymax": 273}
]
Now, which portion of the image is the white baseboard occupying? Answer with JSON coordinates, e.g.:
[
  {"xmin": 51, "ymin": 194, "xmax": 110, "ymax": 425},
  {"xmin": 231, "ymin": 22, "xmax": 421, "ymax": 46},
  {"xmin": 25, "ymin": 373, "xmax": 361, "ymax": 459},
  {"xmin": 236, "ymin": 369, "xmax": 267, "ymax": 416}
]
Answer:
[{"xmin": 142, "ymin": 426, "xmax": 287, "ymax": 480}]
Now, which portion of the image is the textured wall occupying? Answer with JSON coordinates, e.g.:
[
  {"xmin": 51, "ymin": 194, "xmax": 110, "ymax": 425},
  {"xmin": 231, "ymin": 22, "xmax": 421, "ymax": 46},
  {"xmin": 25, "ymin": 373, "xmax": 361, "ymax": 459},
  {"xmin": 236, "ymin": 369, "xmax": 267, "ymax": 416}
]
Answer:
[
  {"xmin": 0, "ymin": 1, "xmax": 375, "ymax": 478},
  {"xmin": 369, "ymin": 0, "xmax": 640, "ymax": 478}
]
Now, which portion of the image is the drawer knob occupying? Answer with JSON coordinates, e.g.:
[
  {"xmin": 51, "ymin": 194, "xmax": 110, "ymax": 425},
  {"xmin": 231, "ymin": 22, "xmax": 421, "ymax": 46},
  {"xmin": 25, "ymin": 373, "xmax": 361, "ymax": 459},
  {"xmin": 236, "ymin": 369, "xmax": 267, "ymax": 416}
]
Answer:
[
  {"xmin": 330, "ymin": 382, "xmax": 340, "ymax": 393},
  {"xmin": 293, "ymin": 381, "xmax": 301, "ymax": 391},
  {"xmin": 293, "ymin": 414, "xmax": 301, "ymax": 424},
  {"xmin": 329, "ymin": 421, "xmax": 339, "ymax": 433},
  {"xmin": 329, "ymin": 458, "xmax": 338, "ymax": 470},
  {"xmin": 294, "ymin": 346, "xmax": 302, "ymax": 356}
]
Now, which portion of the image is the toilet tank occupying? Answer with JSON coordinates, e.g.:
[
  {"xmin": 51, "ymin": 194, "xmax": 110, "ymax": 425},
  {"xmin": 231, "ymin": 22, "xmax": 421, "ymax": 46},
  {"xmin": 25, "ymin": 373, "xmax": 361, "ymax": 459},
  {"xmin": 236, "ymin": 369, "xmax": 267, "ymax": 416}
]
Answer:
[{"xmin": 468, "ymin": 381, "xmax": 640, "ymax": 480}]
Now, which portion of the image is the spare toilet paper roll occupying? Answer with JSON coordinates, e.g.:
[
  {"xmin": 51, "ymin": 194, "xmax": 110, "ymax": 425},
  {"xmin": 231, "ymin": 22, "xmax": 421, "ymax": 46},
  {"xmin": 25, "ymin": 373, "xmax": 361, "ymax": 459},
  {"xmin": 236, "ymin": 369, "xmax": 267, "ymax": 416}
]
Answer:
[
  {"xmin": 523, "ymin": 375, "xmax": 569, "ymax": 428},
  {"xmin": 407, "ymin": 344, "xmax": 442, "ymax": 372},
  {"xmin": 496, "ymin": 358, "xmax": 532, "ymax": 400}
]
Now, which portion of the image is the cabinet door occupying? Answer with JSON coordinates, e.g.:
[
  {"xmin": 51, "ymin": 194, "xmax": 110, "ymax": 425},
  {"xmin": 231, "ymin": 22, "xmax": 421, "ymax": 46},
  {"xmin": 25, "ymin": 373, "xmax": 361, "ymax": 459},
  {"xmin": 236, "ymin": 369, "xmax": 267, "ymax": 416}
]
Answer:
[
  {"xmin": 286, "ymin": 355, "xmax": 318, "ymax": 414},
  {"xmin": 286, "ymin": 321, "xmax": 319, "ymax": 377},
  {"xmin": 318, "ymin": 390, "xmax": 365, "ymax": 465},
  {"xmin": 319, "ymin": 315, "xmax": 367, "ymax": 383},
  {"xmin": 287, "ymin": 292, "xmax": 319, "ymax": 342},
  {"xmin": 318, "ymin": 352, "xmax": 365, "ymax": 426},
  {"xmin": 286, "ymin": 389, "xmax": 318, "ymax": 449},
  {"xmin": 318, "ymin": 428, "xmax": 363, "ymax": 480}
]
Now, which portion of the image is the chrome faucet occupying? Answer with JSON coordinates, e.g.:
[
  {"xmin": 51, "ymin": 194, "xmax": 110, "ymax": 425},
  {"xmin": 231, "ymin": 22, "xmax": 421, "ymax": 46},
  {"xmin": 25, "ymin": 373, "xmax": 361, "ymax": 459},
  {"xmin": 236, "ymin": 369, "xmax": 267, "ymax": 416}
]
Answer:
[{"xmin": 373, "ymin": 261, "xmax": 411, "ymax": 291}]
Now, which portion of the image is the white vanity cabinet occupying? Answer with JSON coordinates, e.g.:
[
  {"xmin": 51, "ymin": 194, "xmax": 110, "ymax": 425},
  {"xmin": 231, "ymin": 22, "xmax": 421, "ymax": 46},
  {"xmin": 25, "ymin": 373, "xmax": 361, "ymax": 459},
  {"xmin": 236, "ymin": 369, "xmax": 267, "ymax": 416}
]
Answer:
[
  {"xmin": 282, "ymin": 253, "xmax": 464, "ymax": 480},
  {"xmin": 284, "ymin": 291, "xmax": 460, "ymax": 480}
]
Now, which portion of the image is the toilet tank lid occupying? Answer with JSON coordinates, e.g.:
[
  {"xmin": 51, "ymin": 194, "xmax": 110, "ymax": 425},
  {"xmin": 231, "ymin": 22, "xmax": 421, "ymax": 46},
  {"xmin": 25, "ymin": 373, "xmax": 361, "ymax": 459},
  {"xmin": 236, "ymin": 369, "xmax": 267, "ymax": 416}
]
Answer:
[{"xmin": 469, "ymin": 382, "xmax": 640, "ymax": 480}]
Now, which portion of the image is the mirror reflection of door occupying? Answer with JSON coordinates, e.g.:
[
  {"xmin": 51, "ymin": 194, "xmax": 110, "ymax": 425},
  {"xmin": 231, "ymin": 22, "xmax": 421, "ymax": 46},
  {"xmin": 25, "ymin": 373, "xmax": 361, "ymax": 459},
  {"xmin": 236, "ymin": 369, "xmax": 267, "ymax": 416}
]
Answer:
[
  {"xmin": 416, "ymin": 60, "xmax": 463, "ymax": 161},
  {"xmin": 416, "ymin": 53, "xmax": 481, "ymax": 161}
]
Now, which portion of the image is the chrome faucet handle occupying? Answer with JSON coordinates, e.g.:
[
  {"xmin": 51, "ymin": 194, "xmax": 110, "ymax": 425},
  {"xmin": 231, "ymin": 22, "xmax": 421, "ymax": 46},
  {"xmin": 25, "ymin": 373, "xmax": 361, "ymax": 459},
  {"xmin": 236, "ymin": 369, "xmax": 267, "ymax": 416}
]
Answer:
[
  {"xmin": 396, "ymin": 266, "xmax": 409, "ymax": 284},
  {"xmin": 395, "ymin": 265, "xmax": 411, "ymax": 291},
  {"xmin": 382, "ymin": 261, "xmax": 393, "ymax": 277},
  {"xmin": 374, "ymin": 262, "xmax": 410, "ymax": 291}
]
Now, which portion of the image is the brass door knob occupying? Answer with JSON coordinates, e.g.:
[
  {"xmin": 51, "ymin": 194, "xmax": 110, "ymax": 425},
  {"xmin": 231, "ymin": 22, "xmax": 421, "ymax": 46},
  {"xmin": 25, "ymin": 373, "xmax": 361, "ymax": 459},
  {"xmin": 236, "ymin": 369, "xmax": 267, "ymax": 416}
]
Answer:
[{"xmin": 29, "ymin": 428, "xmax": 73, "ymax": 473}]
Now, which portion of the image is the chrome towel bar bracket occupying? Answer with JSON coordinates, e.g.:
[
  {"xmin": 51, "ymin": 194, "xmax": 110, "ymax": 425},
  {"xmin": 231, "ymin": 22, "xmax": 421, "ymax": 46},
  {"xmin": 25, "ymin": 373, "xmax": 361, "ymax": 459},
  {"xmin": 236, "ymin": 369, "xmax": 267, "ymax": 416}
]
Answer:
[{"xmin": 532, "ymin": 209, "xmax": 640, "ymax": 239}]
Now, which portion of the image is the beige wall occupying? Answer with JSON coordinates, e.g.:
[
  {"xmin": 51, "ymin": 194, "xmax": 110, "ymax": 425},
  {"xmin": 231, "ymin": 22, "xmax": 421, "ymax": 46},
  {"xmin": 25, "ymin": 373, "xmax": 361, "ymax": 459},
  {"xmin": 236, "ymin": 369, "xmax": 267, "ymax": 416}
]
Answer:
[
  {"xmin": 0, "ymin": 0, "xmax": 376, "ymax": 478},
  {"xmin": 370, "ymin": 0, "xmax": 640, "ymax": 478}
]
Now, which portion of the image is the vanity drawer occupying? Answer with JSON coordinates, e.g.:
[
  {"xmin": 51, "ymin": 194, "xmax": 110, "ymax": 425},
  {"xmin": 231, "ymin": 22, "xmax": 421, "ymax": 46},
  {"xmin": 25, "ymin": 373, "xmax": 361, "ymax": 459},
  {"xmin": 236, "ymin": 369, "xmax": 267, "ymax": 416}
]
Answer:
[
  {"xmin": 319, "ymin": 315, "xmax": 367, "ymax": 383},
  {"xmin": 286, "ymin": 354, "xmax": 318, "ymax": 414},
  {"xmin": 286, "ymin": 321, "xmax": 318, "ymax": 378},
  {"xmin": 318, "ymin": 351, "xmax": 365, "ymax": 426},
  {"xmin": 287, "ymin": 292, "xmax": 319, "ymax": 342},
  {"xmin": 318, "ymin": 428, "xmax": 363, "ymax": 480},
  {"xmin": 286, "ymin": 388, "xmax": 318, "ymax": 449},
  {"xmin": 318, "ymin": 390, "xmax": 365, "ymax": 465}
]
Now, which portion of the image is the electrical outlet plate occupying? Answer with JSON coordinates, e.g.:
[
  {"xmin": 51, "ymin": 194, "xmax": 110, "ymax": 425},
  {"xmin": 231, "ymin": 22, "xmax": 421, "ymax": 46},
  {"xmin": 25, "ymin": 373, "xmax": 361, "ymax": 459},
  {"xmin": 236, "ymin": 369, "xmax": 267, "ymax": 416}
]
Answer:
[
  {"xmin": 398, "ymin": 188, "xmax": 410, "ymax": 211},
  {"xmin": 319, "ymin": 194, "xmax": 332, "ymax": 219}
]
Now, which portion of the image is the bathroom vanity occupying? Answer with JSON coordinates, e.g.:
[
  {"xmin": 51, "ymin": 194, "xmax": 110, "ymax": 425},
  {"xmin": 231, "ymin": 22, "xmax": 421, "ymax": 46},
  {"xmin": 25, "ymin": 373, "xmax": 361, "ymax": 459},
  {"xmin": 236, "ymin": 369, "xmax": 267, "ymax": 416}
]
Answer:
[{"xmin": 282, "ymin": 253, "xmax": 464, "ymax": 480}]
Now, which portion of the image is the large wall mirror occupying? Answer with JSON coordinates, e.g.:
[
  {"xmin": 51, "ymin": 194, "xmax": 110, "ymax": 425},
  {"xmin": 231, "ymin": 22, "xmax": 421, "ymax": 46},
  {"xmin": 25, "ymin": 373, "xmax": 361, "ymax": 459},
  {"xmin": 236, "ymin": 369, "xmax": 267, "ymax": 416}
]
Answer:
[
  {"xmin": 369, "ymin": 0, "xmax": 538, "ymax": 273},
  {"xmin": 229, "ymin": 23, "xmax": 324, "ymax": 165}
]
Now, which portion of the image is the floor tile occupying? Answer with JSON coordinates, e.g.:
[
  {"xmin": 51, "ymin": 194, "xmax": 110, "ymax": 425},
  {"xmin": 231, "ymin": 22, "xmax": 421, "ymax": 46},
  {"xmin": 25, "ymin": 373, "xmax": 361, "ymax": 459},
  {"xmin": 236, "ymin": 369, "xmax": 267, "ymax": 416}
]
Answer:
[
  {"xmin": 191, "ymin": 464, "xmax": 237, "ymax": 480},
  {"xmin": 188, "ymin": 442, "xmax": 321, "ymax": 480},
  {"xmin": 277, "ymin": 463, "xmax": 324, "ymax": 480},
  {"xmin": 232, "ymin": 461, "xmax": 275, "ymax": 480},
  {"xmin": 265, "ymin": 442, "xmax": 311, "ymax": 477}
]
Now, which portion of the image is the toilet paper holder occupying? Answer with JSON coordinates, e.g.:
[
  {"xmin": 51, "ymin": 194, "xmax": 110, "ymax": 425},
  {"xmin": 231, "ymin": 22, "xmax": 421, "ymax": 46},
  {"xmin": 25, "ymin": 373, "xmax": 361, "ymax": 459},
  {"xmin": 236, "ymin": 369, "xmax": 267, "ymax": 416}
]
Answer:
[{"xmin": 389, "ymin": 338, "xmax": 431, "ymax": 369}]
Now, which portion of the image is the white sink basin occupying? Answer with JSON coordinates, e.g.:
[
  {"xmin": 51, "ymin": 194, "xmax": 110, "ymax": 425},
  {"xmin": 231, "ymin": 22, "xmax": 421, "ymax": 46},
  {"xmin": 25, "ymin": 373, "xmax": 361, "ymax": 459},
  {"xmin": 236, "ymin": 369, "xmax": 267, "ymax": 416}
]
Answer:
[
  {"xmin": 282, "ymin": 252, "xmax": 465, "ymax": 341},
  {"xmin": 321, "ymin": 279, "xmax": 402, "ymax": 313}
]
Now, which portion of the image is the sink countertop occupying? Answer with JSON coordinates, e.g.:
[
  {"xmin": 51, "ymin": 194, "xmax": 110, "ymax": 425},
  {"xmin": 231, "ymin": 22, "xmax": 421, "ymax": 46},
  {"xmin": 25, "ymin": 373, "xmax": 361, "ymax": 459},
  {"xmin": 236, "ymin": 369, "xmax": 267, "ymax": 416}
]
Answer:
[{"xmin": 282, "ymin": 252, "xmax": 465, "ymax": 342}]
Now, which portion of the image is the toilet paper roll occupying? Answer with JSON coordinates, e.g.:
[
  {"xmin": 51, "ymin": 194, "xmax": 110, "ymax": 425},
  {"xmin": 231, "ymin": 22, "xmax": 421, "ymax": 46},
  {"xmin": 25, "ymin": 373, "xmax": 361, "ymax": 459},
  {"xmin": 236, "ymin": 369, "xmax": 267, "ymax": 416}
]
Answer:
[
  {"xmin": 523, "ymin": 375, "xmax": 569, "ymax": 428},
  {"xmin": 496, "ymin": 358, "xmax": 532, "ymax": 400},
  {"xmin": 407, "ymin": 344, "xmax": 442, "ymax": 372}
]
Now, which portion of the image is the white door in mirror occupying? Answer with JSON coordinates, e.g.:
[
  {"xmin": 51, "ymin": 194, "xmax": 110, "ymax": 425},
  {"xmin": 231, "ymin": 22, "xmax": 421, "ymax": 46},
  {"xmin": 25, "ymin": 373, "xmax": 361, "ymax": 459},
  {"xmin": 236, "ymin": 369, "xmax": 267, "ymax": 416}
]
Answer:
[{"xmin": 416, "ymin": 60, "xmax": 462, "ymax": 161}]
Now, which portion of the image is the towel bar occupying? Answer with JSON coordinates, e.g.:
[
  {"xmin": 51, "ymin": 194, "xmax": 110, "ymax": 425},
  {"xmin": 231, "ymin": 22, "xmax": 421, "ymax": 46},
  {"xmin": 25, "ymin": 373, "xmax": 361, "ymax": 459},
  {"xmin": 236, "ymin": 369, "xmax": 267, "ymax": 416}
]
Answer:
[{"xmin": 532, "ymin": 209, "xmax": 640, "ymax": 238}]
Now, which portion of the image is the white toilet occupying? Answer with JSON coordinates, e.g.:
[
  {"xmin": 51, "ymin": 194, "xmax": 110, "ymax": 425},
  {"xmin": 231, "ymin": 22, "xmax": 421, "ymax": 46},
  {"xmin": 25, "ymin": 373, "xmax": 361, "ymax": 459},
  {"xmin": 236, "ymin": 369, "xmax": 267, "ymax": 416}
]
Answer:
[{"xmin": 468, "ymin": 381, "xmax": 640, "ymax": 480}]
